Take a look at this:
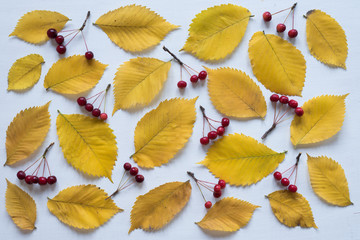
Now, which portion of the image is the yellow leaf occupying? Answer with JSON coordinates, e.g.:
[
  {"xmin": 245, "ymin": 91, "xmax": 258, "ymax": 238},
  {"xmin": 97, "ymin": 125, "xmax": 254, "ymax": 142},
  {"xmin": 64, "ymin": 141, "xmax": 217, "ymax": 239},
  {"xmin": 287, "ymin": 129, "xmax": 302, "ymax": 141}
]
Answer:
[
  {"xmin": 5, "ymin": 179, "xmax": 36, "ymax": 230},
  {"xmin": 95, "ymin": 5, "xmax": 179, "ymax": 52},
  {"xmin": 8, "ymin": 54, "xmax": 44, "ymax": 91},
  {"xmin": 129, "ymin": 181, "xmax": 191, "ymax": 233},
  {"xmin": 56, "ymin": 112, "xmax": 117, "ymax": 181},
  {"xmin": 267, "ymin": 190, "xmax": 317, "ymax": 229},
  {"xmin": 290, "ymin": 94, "xmax": 348, "ymax": 146},
  {"xmin": 182, "ymin": 4, "xmax": 251, "ymax": 61},
  {"xmin": 196, "ymin": 197, "xmax": 259, "ymax": 232},
  {"xmin": 248, "ymin": 31, "xmax": 306, "ymax": 96},
  {"xmin": 48, "ymin": 184, "xmax": 122, "ymax": 229},
  {"xmin": 307, "ymin": 154, "xmax": 352, "ymax": 206},
  {"xmin": 132, "ymin": 98, "xmax": 197, "ymax": 168},
  {"xmin": 305, "ymin": 10, "xmax": 348, "ymax": 69},
  {"xmin": 207, "ymin": 67, "xmax": 266, "ymax": 118},
  {"xmin": 44, "ymin": 55, "xmax": 107, "ymax": 94},
  {"xmin": 113, "ymin": 57, "xmax": 171, "ymax": 113},
  {"xmin": 5, "ymin": 102, "xmax": 51, "ymax": 165},
  {"xmin": 9, "ymin": 10, "xmax": 69, "ymax": 44},
  {"xmin": 199, "ymin": 133, "xmax": 286, "ymax": 186}
]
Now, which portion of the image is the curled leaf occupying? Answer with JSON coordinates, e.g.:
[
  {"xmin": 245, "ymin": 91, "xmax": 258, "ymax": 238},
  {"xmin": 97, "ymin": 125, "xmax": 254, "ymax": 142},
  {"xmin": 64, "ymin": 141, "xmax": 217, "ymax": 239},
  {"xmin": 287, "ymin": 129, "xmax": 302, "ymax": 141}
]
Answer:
[
  {"xmin": 48, "ymin": 185, "xmax": 122, "ymax": 229},
  {"xmin": 129, "ymin": 181, "xmax": 191, "ymax": 233}
]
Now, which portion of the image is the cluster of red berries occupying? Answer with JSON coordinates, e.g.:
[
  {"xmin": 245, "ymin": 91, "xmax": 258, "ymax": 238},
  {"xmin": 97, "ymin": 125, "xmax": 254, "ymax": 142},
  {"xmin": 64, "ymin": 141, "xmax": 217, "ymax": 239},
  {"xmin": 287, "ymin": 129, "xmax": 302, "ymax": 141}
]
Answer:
[
  {"xmin": 123, "ymin": 163, "xmax": 144, "ymax": 183},
  {"xmin": 199, "ymin": 106, "xmax": 229, "ymax": 145},
  {"xmin": 273, "ymin": 153, "xmax": 301, "ymax": 192},
  {"xmin": 77, "ymin": 84, "xmax": 110, "ymax": 120},
  {"xmin": 263, "ymin": 3, "xmax": 298, "ymax": 38},
  {"xmin": 270, "ymin": 94, "xmax": 304, "ymax": 116}
]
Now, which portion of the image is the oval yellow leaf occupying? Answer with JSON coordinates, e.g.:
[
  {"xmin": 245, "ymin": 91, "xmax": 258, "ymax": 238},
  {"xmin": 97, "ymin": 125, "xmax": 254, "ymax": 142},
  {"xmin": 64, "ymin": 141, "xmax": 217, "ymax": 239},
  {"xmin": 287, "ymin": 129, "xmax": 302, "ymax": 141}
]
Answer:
[
  {"xmin": 95, "ymin": 5, "xmax": 179, "ymax": 52},
  {"xmin": 307, "ymin": 154, "xmax": 352, "ymax": 206},
  {"xmin": 9, "ymin": 10, "xmax": 69, "ymax": 44},
  {"xmin": 5, "ymin": 179, "xmax": 36, "ymax": 230},
  {"xmin": 198, "ymin": 133, "xmax": 286, "ymax": 186},
  {"xmin": 129, "ymin": 181, "xmax": 191, "ymax": 233},
  {"xmin": 290, "ymin": 94, "xmax": 348, "ymax": 146},
  {"xmin": 5, "ymin": 102, "xmax": 51, "ymax": 165},
  {"xmin": 267, "ymin": 190, "xmax": 317, "ymax": 229},
  {"xmin": 305, "ymin": 10, "xmax": 348, "ymax": 69},
  {"xmin": 132, "ymin": 98, "xmax": 197, "ymax": 168},
  {"xmin": 56, "ymin": 112, "xmax": 117, "ymax": 181},
  {"xmin": 8, "ymin": 54, "xmax": 44, "ymax": 91},
  {"xmin": 44, "ymin": 55, "xmax": 107, "ymax": 94},
  {"xmin": 248, "ymin": 31, "xmax": 306, "ymax": 96},
  {"xmin": 207, "ymin": 67, "xmax": 266, "ymax": 118},
  {"xmin": 113, "ymin": 57, "xmax": 171, "ymax": 113},
  {"xmin": 196, "ymin": 197, "xmax": 259, "ymax": 232},
  {"xmin": 48, "ymin": 185, "xmax": 122, "ymax": 229}
]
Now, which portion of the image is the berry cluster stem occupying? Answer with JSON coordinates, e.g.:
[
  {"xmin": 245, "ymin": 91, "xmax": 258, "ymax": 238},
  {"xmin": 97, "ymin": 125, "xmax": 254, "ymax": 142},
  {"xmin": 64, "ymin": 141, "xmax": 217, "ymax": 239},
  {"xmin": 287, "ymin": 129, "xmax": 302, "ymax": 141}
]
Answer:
[
  {"xmin": 79, "ymin": 11, "xmax": 91, "ymax": 31},
  {"xmin": 163, "ymin": 46, "xmax": 184, "ymax": 66},
  {"xmin": 261, "ymin": 123, "xmax": 276, "ymax": 140},
  {"xmin": 187, "ymin": 171, "xmax": 207, "ymax": 202}
]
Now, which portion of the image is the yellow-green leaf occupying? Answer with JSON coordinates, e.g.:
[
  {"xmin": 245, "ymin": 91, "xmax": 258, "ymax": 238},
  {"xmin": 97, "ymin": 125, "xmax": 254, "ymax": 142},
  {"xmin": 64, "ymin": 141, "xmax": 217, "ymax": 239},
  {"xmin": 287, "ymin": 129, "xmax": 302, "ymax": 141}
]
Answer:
[
  {"xmin": 95, "ymin": 5, "xmax": 179, "ymax": 52},
  {"xmin": 182, "ymin": 4, "xmax": 251, "ymax": 61},
  {"xmin": 56, "ymin": 112, "xmax": 117, "ymax": 181},
  {"xmin": 207, "ymin": 67, "xmax": 266, "ymax": 118},
  {"xmin": 48, "ymin": 185, "xmax": 122, "ymax": 229},
  {"xmin": 198, "ymin": 133, "xmax": 286, "ymax": 186},
  {"xmin": 5, "ymin": 102, "xmax": 51, "ymax": 165},
  {"xmin": 267, "ymin": 190, "xmax": 317, "ymax": 229},
  {"xmin": 196, "ymin": 197, "xmax": 259, "ymax": 232},
  {"xmin": 5, "ymin": 179, "xmax": 36, "ymax": 230},
  {"xmin": 307, "ymin": 154, "xmax": 352, "ymax": 206},
  {"xmin": 9, "ymin": 10, "xmax": 69, "ymax": 44},
  {"xmin": 132, "ymin": 98, "xmax": 197, "ymax": 168},
  {"xmin": 305, "ymin": 10, "xmax": 348, "ymax": 69},
  {"xmin": 129, "ymin": 181, "xmax": 191, "ymax": 233},
  {"xmin": 248, "ymin": 31, "xmax": 306, "ymax": 96},
  {"xmin": 44, "ymin": 55, "xmax": 107, "ymax": 94},
  {"xmin": 8, "ymin": 54, "xmax": 44, "ymax": 91},
  {"xmin": 290, "ymin": 94, "xmax": 348, "ymax": 146},
  {"xmin": 113, "ymin": 57, "xmax": 171, "ymax": 113}
]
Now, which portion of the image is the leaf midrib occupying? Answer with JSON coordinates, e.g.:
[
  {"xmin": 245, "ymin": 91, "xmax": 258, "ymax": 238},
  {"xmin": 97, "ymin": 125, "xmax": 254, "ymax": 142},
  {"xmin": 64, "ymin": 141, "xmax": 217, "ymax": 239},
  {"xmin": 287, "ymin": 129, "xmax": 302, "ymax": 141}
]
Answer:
[
  {"xmin": 207, "ymin": 152, "xmax": 284, "ymax": 162},
  {"xmin": 48, "ymin": 198, "xmax": 117, "ymax": 210},
  {"xmin": 268, "ymin": 196, "xmax": 309, "ymax": 220},
  {"xmin": 47, "ymin": 70, "xmax": 92, "ymax": 90},
  {"xmin": 10, "ymin": 60, "xmax": 43, "ymax": 86}
]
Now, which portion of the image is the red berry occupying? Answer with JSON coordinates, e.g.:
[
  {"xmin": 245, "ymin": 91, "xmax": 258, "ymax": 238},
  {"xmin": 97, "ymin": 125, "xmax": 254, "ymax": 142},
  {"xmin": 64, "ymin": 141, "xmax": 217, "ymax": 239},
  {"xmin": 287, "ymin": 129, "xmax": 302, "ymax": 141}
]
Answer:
[
  {"xmin": 130, "ymin": 167, "xmax": 139, "ymax": 176},
  {"xmin": 288, "ymin": 29, "xmax": 298, "ymax": 38},
  {"xmin": 276, "ymin": 23, "xmax": 286, "ymax": 33},
  {"xmin": 85, "ymin": 103, "xmax": 94, "ymax": 112},
  {"xmin": 213, "ymin": 191, "xmax": 222, "ymax": 198},
  {"xmin": 208, "ymin": 131, "xmax": 217, "ymax": 140},
  {"xmin": 190, "ymin": 75, "xmax": 198, "ymax": 83},
  {"xmin": 218, "ymin": 179, "xmax": 226, "ymax": 189},
  {"xmin": 217, "ymin": 126, "xmax": 225, "ymax": 136},
  {"xmin": 270, "ymin": 94, "xmax": 280, "ymax": 102},
  {"xmin": 47, "ymin": 28, "xmax": 57, "ymax": 38},
  {"xmin": 263, "ymin": 11, "xmax": 272, "ymax": 22},
  {"xmin": 17, "ymin": 171, "xmax": 26, "ymax": 180},
  {"xmin": 92, "ymin": 108, "xmax": 101, "ymax": 117},
  {"xmin": 85, "ymin": 51, "xmax": 94, "ymax": 60},
  {"xmin": 38, "ymin": 177, "xmax": 47, "ymax": 185},
  {"xmin": 214, "ymin": 184, "xmax": 222, "ymax": 193},
  {"xmin": 55, "ymin": 35, "xmax": 64, "ymax": 44},
  {"xmin": 198, "ymin": 71, "xmax": 207, "ymax": 80},
  {"xmin": 56, "ymin": 45, "xmax": 66, "ymax": 54},
  {"xmin": 100, "ymin": 113, "xmax": 108, "ymax": 120},
  {"xmin": 205, "ymin": 201, "xmax": 212, "ymax": 209},
  {"xmin": 177, "ymin": 80, "xmax": 187, "ymax": 89},
  {"xmin": 47, "ymin": 176, "xmax": 57, "ymax": 184},
  {"xmin": 288, "ymin": 184, "xmax": 298, "ymax": 192},
  {"xmin": 273, "ymin": 171, "xmax": 282, "ymax": 181},
  {"xmin": 281, "ymin": 178, "xmax": 290, "ymax": 187},
  {"xmin": 279, "ymin": 96, "xmax": 289, "ymax": 104},
  {"xmin": 295, "ymin": 107, "xmax": 304, "ymax": 116},
  {"xmin": 135, "ymin": 174, "xmax": 144, "ymax": 183},
  {"xmin": 124, "ymin": 162, "xmax": 132, "ymax": 171},
  {"xmin": 77, "ymin": 97, "xmax": 87, "ymax": 106},
  {"xmin": 221, "ymin": 118, "xmax": 230, "ymax": 127},
  {"xmin": 25, "ymin": 175, "xmax": 33, "ymax": 184},
  {"xmin": 288, "ymin": 99, "xmax": 298, "ymax": 108},
  {"xmin": 31, "ymin": 176, "xmax": 39, "ymax": 184},
  {"xmin": 200, "ymin": 137, "xmax": 210, "ymax": 145}
]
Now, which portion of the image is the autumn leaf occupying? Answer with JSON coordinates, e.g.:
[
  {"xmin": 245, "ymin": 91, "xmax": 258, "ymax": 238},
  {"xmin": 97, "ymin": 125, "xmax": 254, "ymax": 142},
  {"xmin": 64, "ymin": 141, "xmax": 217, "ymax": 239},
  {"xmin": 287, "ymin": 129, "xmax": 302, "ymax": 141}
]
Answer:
[
  {"xmin": 198, "ymin": 133, "xmax": 286, "ymax": 186},
  {"xmin": 267, "ymin": 190, "xmax": 317, "ymax": 228},
  {"xmin": 290, "ymin": 94, "xmax": 348, "ymax": 146},
  {"xmin": 48, "ymin": 185, "xmax": 122, "ymax": 229},
  {"xmin": 207, "ymin": 67, "xmax": 266, "ymax": 118},
  {"xmin": 305, "ymin": 10, "xmax": 348, "ymax": 69},
  {"xmin": 132, "ymin": 98, "xmax": 197, "ymax": 168},
  {"xmin": 56, "ymin": 111, "xmax": 117, "ymax": 181},
  {"xmin": 5, "ymin": 102, "xmax": 51, "ymax": 165},
  {"xmin": 5, "ymin": 179, "xmax": 36, "ymax": 230},
  {"xmin": 44, "ymin": 55, "xmax": 107, "ymax": 94},
  {"xmin": 182, "ymin": 4, "xmax": 251, "ymax": 61},
  {"xmin": 129, "ymin": 181, "xmax": 191, "ymax": 233},
  {"xmin": 307, "ymin": 154, "xmax": 352, "ymax": 206},
  {"xmin": 248, "ymin": 31, "xmax": 306, "ymax": 96},
  {"xmin": 196, "ymin": 197, "xmax": 259, "ymax": 232},
  {"xmin": 9, "ymin": 10, "xmax": 69, "ymax": 44},
  {"xmin": 113, "ymin": 57, "xmax": 171, "ymax": 113},
  {"xmin": 95, "ymin": 5, "xmax": 179, "ymax": 52},
  {"xmin": 8, "ymin": 54, "xmax": 44, "ymax": 91}
]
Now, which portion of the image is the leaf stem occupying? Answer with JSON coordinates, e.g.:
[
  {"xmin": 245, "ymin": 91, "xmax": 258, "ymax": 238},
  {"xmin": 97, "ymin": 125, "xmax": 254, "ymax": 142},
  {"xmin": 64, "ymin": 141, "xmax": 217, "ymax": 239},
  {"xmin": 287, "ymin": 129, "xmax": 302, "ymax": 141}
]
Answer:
[{"xmin": 163, "ymin": 46, "xmax": 184, "ymax": 66}]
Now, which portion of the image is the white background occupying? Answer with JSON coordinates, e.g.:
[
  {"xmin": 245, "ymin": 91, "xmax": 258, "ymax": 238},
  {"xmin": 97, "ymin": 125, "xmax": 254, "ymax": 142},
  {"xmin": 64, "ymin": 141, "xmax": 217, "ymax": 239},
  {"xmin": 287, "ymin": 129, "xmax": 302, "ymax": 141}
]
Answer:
[{"xmin": 1, "ymin": 0, "xmax": 360, "ymax": 239}]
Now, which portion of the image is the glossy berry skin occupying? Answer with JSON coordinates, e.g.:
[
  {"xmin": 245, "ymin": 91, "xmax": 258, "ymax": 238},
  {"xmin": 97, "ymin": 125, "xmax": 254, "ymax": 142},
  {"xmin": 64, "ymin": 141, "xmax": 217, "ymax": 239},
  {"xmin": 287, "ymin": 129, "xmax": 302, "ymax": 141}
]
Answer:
[
  {"xmin": 177, "ymin": 80, "xmax": 187, "ymax": 89},
  {"xmin": 190, "ymin": 75, "xmax": 198, "ymax": 83},
  {"xmin": 47, "ymin": 28, "xmax": 57, "ymax": 38},
  {"xmin": 205, "ymin": 201, "xmax": 212, "ymax": 209},
  {"xmin": 214, "ymin": 184, "xmax": 222, "ymax": 193},
  {"xmin": 31, "ymin": 176, "xmax": 39, "ymax": 184},
  {"xmin": 56, "ymin": 45, "xmax": 66, "ymax": 54},
  {"xmin": 270, "ymin": 94, "xmax": 280, "ymax": 102},
  {"xmin": 288, "ymin": 99, "xmax": 298, "ymax": 108},
  {"xmin": 100, "ymin": 113, "xmax": 108, "ymax": 120},
  {"xmin": 208, "ymin": 131, "xmax": 217, "ymax": 140},
  {"xmin": 55, "ymin": 35, "xmax": 64, "ymax": 44},
  {"xmin": 130, "ymin": 167, "xmax": 139, "ymax": 176},
  {"xmin": 263, "ymin": 11, "xmax": 272, "ymax": 22},
  {"xmin": 17, "ymin": 171, "xmax": 26, "ymax": 180},
  {"xmin": 288, "ymin": 29, "xmax": 298, "ymax": 38},
  {"xmin": 85, "ymin": 103, "xmax": 94, "ymax": 112},
  {"xmin": 273, "ymin": 171, "xmax": 282, "ymax": 181},
  {"xmin": 47, "ymin": 176, "xmax": 57, "ymax": 185},
  {"xmin": 213, "ymin": 191, "xmax": 222, "ymax": 198},
  {"xmin": 221, "ymin": 118, "xmax": 230, "ymax": 127},
  {"xmin": 124, "ymin": 162, "xmax": 132, "ymax": 171},
  {"xmin": 295, "ymin": 107, "xmax": 304, "ymax": 116},
  {"xmin": 25, "ymin": 175, "xmax": 33, "ymax": 184},
  {"xmin": 217, "ymin": 126, "xmax": 225, "ymax": 136},
  {"xmin": 85, "ymin": 51, "xmax": 94, "ymax": 60},
  {"xmin": 279, "ymin": 96, "xmax": 289, "ymax": 104},
  {"xmin": 135, "ymin": 174, "xmax": 144, "ymax": 183},
  {"xmin": 218, "ymin": 179, "xmax": 226, "ymax": 189},
  {"xmin": 77, "ymin": 97, "xmax": 87, "ymax": 106},
  {"xmin": 288, "ymin": 184, "xmax": 298, "ymax": 192},
  {"xmin": 92, "ymin": 108, "xmax": 101, "ymax": 117},
  {"xmin": 198, "ymin": 71, "xmax": 207, "ymax": 80},
  {"xmin": 38, "ymin": 177, "xmax": 47, "ymax": 185},
  {"xmin": 200, "ymin": 137, "xmax": 210, "ymax": 145},
  {"xmin": 277, "ymin": 23, "xmax": 286, "ymax": 33},
  {"xmin": 281, "ymin": 178, "xmax": 290, "ymax": 187}
]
